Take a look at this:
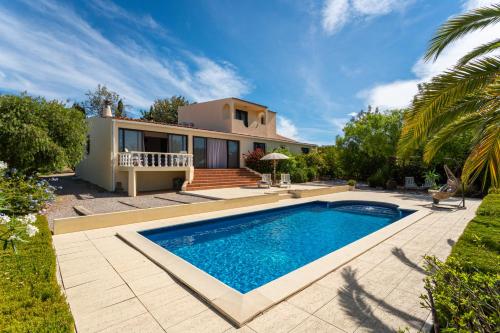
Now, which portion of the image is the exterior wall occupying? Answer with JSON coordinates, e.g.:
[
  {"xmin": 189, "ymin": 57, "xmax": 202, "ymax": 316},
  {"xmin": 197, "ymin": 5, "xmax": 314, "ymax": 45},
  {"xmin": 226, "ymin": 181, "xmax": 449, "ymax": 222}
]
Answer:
[
  {"xmin": 178, "ymin": 99, "xmax": 232, "ymax": 133},
  {"xmin": 75, "ymin": 117, "xmax": 114, "ymax": 191},
  {"xmin": 112, "ymin": 119, "xmax": 314, "ymax": 168},
  {"xmin": 116, "ymin": 170, "xmax": 186, "ymax": 192}
]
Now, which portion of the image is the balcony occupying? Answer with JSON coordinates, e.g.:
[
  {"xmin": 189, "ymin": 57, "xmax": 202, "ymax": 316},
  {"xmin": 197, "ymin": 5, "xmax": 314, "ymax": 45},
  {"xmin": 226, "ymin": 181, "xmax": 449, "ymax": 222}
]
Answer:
[{"xmin": 118, "ymin": 151, "xmax": 193, "ymax": 168}]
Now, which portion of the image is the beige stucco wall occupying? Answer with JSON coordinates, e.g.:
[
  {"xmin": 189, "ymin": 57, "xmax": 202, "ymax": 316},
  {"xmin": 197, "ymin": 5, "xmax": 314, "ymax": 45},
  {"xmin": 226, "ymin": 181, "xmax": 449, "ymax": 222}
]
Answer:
[
  {"xmin": 75, "ymin": 117, "xmax": 114, "ymax": 191},
  {"xmin": 178, "ymin": 99, "xmax": 232, "ymax": 133}
]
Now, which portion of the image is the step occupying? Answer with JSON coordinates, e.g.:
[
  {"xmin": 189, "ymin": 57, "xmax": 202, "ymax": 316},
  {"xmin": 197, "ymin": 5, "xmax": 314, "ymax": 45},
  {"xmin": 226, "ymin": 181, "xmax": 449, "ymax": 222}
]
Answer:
[
  {"xmin": 190, "ymin": 179, "xmax": 259, "ymax": 185},
  {"xmin": 186, "ymin": 184, "xmax": 257, "ymax": 190}
]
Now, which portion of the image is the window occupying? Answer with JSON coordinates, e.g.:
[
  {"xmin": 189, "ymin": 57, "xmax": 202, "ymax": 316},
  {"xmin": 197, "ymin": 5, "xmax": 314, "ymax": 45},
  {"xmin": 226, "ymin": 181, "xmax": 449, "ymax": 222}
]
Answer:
[
  {"xmin": 254, "ymin": 142, "xmax": 266, "ymax": 152},
  {"xmin": 235, "ymin": 109, "xmax": 248, "ymax": 127},
  {"xmin": 260, "ymin": 115, "xmax": 265, "ymax": 125},
  {"xmin": 118, "ymin": 129, "xmax": 144, "ymax": 152},
  {"xmin": 301, "ymin": 147, "xmax": 310, "ymax": 154},
  {"xmin": 168, "ymin": 134, "xmax": 187, "ymax": 153}
]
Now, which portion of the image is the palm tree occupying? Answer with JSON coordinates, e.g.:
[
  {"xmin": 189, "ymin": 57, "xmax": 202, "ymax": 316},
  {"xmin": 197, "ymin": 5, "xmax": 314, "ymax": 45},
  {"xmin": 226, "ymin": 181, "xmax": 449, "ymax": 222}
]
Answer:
[{"xmin": 398, "ymin": 4, "xmax": 500, "ymax": 189}]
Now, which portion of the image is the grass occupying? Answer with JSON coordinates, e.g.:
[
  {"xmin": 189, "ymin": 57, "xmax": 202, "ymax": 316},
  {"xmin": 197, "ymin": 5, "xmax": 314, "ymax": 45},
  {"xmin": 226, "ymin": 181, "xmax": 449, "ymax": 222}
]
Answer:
[
  {"xmin": 0, "ymin": 216, "xmax": 74, "ymax": 333},
  {"xmin": 449, "ymin": 193, "xmax": 500, "ymax": 273}
]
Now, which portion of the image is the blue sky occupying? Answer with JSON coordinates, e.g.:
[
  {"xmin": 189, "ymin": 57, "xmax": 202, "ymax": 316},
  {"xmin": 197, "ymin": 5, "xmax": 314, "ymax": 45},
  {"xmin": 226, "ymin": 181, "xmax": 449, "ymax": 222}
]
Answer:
[{"xmin": 0, "ymin": 0, "xmax": 497, "ymax": 145}]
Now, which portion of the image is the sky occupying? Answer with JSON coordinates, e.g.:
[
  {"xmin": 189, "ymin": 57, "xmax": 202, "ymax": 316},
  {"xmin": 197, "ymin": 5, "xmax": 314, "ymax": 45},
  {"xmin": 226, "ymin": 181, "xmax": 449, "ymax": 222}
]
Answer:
[{"xmin": 0, "ymin": 0, "xmax": 498, "ymax": 145}]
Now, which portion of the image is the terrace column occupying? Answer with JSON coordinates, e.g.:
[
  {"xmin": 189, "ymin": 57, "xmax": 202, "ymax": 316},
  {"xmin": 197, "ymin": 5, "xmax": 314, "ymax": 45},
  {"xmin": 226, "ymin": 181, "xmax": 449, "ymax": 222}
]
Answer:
[{"xmin": 128, "ymin": 170, "xmax": 137, "ymax": 197}]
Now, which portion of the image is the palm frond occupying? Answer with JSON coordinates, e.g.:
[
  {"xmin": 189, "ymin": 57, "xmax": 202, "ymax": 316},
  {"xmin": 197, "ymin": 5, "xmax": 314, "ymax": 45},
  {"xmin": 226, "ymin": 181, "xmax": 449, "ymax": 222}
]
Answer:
[
  {"xmin": 406, "ymin": 56, "xmax": 499, "ymax": 139},
  {"xmin": 423, "ymin": 112, "xmax": 483, "ymax": 162},
  {"xmin": 457, "ymin": 38, "xmax": 500, "ymax": 66},
  {"xmin": 461, "ymin": 114, "xmax": 500, "ymax": 188},
  {"xmin": 425, "ymin": 4, "xmax": 500, "ymax": 61}
]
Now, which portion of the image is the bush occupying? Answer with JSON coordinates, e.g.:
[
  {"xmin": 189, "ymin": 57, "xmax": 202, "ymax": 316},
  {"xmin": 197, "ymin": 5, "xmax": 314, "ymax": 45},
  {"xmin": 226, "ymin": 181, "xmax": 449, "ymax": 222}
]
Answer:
[
  {"xmin": 243, "ymin": 149, "xmax": 272, "ymax": 173},
  {"xmin": 291, "ymin": 168, "xmax": 308, "ymax": 183},
  {"xmin": 421, "ymin": 256, "xmax": 499, "ymax": 332},
  {"xmin": 0, "ymin": 169, "xmax": 56, "ymax": 216},
  {"xmin": 423, "ymin": 194, "xmax": 500, "ymax": 332},
  {"xmin": 347, "ymin": 179, "xmax": 356, "ymax": 186},
  {"xmin": 0, "ymin": 215, "xmax": 74, "ymax": 332},
  {"xmin": 367, "ymin": 169, "xmax": 386, "ymax": 188},
  {"xmin": 0, "ymin": 93, "xmax": 87, "ymax": 174}
]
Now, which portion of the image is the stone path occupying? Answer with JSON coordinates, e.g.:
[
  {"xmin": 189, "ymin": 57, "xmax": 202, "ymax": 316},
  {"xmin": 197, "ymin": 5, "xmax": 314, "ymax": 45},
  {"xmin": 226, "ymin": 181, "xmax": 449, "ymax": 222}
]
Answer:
[{"xmin": 52, "ymin": 191, "xmax": 480, "ymax": 333}]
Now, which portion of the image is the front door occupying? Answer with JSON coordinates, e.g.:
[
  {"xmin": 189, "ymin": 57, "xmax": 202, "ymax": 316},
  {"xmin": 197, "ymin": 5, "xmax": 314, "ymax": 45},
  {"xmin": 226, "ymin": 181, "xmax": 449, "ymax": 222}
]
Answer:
[{"xmin": 227, "ymin": 140, "xmax": 239, "ymax": 168}]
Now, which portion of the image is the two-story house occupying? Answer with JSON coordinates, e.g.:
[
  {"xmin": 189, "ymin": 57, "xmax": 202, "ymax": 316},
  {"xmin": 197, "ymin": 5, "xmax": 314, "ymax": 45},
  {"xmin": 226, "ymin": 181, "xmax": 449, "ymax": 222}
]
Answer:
[{"xmin": 76, "ymin": 97, "xmax": 315, "ymax": 196}]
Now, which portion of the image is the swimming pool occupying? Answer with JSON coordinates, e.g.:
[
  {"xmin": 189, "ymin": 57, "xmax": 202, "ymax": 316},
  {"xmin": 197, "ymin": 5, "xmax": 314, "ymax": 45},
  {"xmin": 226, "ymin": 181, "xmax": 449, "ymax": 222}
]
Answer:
[{"xmin": 140, "ymin": 200, "xmax": 414, "ymax": 293}]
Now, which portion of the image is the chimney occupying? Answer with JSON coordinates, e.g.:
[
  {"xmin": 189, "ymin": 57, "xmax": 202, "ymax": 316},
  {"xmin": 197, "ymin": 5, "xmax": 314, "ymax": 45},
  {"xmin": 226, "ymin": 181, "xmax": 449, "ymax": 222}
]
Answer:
[{"xmin": 101, "ymin": 100, "xmax": 112, "ymax": 118}]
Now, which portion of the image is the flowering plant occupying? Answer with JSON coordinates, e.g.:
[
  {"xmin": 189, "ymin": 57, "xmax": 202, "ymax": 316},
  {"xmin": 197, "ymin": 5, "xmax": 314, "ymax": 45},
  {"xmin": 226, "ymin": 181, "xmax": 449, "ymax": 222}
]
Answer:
[
  {"xmin": 0, "ymin": 161, "xmax": 57, "ymax": 252},
  {"xmin": 0, "ymin": 213, "xmax": 38, "ymax": 252}
]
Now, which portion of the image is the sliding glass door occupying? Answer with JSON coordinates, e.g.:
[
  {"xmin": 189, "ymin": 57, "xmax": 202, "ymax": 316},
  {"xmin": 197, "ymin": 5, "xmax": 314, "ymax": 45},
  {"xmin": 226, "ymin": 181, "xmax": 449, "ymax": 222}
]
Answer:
[
  {"xmin": 192, "ymin": 137, "xmax": 240, "ymax": 168},
  {"xmin": 227, "ymin": 140, "xmax": 239, "ymax": 168},
  {"xmin": 193, "ymin": 137, "xmax": 207, "ymax": 168}
]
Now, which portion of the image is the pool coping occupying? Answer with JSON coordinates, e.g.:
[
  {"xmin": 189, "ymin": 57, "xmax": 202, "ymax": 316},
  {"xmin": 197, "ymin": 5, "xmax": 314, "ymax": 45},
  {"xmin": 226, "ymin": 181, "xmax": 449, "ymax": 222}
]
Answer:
[{"xmin": 117, "ymin": 201, "xmax": 430, "ymax": 327}]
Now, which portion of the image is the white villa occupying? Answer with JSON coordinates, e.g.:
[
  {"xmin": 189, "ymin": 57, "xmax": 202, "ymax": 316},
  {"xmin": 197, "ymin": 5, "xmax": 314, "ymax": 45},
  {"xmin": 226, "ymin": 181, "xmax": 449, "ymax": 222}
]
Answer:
[{"xmin": 76, "ymin": 97, "xmax": 315, "ymax": 196}]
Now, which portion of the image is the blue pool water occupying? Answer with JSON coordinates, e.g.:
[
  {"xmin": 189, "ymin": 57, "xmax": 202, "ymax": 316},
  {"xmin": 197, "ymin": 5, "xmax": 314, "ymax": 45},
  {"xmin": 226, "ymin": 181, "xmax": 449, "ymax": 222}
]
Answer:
[{"xmin": 141, "ymin": 201, "xmax": 413, "ymax": 293}]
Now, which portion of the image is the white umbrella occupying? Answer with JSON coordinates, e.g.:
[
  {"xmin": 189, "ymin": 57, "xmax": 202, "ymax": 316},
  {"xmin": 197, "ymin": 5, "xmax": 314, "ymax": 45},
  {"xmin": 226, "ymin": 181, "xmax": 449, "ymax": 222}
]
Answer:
[{"xmin": 260, "ymin": 153, "xmax": 289, "ymax": 185}]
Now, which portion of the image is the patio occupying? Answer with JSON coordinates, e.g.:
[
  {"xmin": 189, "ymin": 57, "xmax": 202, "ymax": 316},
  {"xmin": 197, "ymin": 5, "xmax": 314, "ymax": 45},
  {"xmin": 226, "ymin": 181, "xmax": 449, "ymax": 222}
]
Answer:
[{"xmin": 52, "ymin": 191, "xmax": 480, "ymax": 333}]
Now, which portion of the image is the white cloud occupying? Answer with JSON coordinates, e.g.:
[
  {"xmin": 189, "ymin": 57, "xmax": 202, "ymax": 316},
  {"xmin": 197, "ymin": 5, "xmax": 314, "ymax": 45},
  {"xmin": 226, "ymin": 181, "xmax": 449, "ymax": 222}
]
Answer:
[
  {"xmin": 277, "ymin": 116, "xmax": 300, "ymax": 140},
  {"xmin": 322, "ymin": 0, "xmax": 350, "ymax": 35},
  {"xmin": 361, "ymin": 0, "xmax": 500, "ymax": 109},
  {"xmin": 321, "ymin": 0, "xmax": 412, "ymax": 34},
  {"xmin": 0, "ymin": 0, "xmax": 250, "ymax": 112}
]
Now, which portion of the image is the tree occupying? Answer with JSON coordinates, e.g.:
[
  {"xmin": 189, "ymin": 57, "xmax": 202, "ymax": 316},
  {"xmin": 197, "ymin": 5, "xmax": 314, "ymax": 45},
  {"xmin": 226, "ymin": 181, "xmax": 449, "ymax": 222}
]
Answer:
[
  {"xmin": 336, "ymin": 109, "xmax": 404, "ymax": 180},
  {"xmin": 116, "ymin": 99, "xmax": 125, "ymax": 118},
  {"xmin": 83, "ymin": 84, "xmax": 121, "ymax": 117},
  {"xmin": 0, "ymin": 93, "xmax": 87, "ymax": 174},
  {"xmin": 398, "ymin": 4, "xmax": 500, "ymax": 188},
  {"xmin": 141, "ymin": 96, "xmax": 190, "ymax": 124}
]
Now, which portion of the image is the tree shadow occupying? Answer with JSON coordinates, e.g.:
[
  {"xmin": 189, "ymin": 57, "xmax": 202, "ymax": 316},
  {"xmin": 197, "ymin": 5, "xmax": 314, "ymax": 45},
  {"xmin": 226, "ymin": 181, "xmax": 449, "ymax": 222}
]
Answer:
[
  {"xmin": 391, "ymin": 247, "xmax": 427, "ymax": 274},
  {"xmin": 338, "ymin": 267, "xmax": 427, "ymax": 332}
]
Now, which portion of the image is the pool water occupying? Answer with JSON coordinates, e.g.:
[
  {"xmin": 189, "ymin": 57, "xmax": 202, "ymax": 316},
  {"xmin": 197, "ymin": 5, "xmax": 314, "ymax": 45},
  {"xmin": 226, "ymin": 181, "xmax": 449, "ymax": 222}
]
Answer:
[{"xmin": 141, "ymin": 201, "xmax": 413, "ymax": 293}]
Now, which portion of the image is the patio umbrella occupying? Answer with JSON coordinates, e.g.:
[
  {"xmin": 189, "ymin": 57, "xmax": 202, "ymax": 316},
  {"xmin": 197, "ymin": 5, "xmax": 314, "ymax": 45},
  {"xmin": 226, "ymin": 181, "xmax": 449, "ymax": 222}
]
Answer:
[{"xmin": 260, "ymin": 152, "xmax": 289, "ymax": 185}]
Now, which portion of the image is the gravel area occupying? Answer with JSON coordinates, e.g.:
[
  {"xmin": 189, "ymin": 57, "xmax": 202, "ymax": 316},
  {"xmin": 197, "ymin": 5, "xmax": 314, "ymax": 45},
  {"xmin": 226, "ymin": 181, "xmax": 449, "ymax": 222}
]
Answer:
[{"xmin": 45, "ymin": 174, "xmax": 213, "ymax": 229}]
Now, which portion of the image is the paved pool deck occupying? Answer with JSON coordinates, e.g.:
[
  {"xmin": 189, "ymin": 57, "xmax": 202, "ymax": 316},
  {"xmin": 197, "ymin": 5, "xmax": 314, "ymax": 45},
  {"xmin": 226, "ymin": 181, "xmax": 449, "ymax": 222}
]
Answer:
[{"xmin": 52, "ymin": 191, "xmax": 480, "ymax": 333}]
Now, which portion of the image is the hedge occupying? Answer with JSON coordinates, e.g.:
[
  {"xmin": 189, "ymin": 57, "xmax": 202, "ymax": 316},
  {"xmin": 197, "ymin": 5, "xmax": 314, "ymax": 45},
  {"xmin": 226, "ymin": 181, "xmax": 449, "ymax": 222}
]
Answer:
[{"xmin": 0, "ymin": 216, "xmax": 74, "ymax": 332}]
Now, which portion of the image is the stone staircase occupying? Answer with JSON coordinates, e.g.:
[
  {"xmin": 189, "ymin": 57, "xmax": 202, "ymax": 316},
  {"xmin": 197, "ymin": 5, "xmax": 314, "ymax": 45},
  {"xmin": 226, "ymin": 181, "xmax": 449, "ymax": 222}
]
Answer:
[{"xmin": 186, "ymin": 169, "xmax": 261, "ymax": 190}]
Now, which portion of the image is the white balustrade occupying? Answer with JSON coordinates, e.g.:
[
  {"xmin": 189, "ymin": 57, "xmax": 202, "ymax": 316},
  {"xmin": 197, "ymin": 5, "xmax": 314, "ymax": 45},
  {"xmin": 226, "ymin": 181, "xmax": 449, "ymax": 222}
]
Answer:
[{"xmin": 118, "ymin": 151, "xmax": 193, "ymax": 168}]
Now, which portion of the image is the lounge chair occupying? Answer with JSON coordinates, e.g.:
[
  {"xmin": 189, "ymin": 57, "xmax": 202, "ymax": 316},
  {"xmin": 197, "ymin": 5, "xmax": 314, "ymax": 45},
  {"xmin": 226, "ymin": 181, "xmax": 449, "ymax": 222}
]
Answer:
[
  {"xmin": 420, "ymin": 178, "xmax": 434, "ymax": 190},
  {"xmin": 258, "ymin": 174, "xmax": 272, "ymax": 188},
  {"xmin": 432, "ymin": 165, "xmax": 464, "ymax": 207},
  {"xmin": 279, "ymin": 173, "xmax": 291, "ymax": 188},
  {"xmin": 404, "ymin": 177, "xmax": 419, "ymax": 190}
]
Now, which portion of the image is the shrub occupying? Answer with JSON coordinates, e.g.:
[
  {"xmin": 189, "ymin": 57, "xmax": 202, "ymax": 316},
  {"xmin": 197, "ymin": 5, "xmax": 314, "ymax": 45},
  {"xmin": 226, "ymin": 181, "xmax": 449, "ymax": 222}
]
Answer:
[
  {"xmin": 0, "ymin": 93, "xmax": 87, "ymax": 174},
  {"xmin": 0, "ymin": 215, "xmax": 74, "ymax": 332},
  {"xmin": 347, "ymin": 179, "xmax": 356, "ymax": 186},
  {"xmin": 367, "ymin": 169, "xmax": 386, "ymax": 188},
  {"xmin": 291, "ymin": 168, "xmax": 308, "ymax": 183},
  {"xmin": 306, "ymin": 167, "xmax": 318, "ymax": 181},
  {"xmin": 0, "ymin": 169, "xmax": 56, "ymax": 216},
  {"xmin": 243, "ymin": 149, "xmax": 272, "ymax": 173},
  {"xmin": 421, "ymin": 256, "xmax": 499, "ymax": 332}
]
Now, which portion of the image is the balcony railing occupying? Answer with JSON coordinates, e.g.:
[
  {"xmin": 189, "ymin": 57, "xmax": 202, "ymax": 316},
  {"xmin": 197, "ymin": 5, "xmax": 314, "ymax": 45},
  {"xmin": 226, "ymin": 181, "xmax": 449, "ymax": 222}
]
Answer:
[{"xmin": 118, "ymin": 151, "xmax": 193, "ymax": 168}]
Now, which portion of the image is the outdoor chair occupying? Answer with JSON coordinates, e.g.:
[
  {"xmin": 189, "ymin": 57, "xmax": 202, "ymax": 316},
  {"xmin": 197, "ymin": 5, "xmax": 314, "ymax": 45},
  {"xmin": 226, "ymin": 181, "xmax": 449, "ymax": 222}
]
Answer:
[
  {"xmin": 420, "ymin": 178, "xmax": 434, "ymax": 190},
  {"xmin": 404, "ymin": 177, "xmax": 419, "ymax": 190},
  {"xmin": 279, "ymin": 173, "xmax": 291, "ymax": 188},
  {"xmin": 432, "ymin": 165, "xmax": 464, "ymax": 208},
  {"xmin": 258, "ymin": 174, "xmax": 272, "ymax": 188}
]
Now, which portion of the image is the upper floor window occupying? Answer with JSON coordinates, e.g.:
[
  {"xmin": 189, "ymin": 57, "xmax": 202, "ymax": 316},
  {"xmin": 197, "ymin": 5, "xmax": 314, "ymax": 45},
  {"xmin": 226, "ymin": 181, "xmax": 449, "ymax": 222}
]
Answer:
[
  {"xmin": 235, "ymin": 109, "xmax": 248, "ymax": 127},
  {"xmin": 254, "ymin": 142, "xmax": 266, "ymax": 153},
  {"xmin": 260, "ymin": 115, "xmax": 265, "ymax": 125},
  {"xmin": 168, "ymin": 134, "xmax": 187, "ymax": 153},
  {"xmin": 301, "ymin": 147, "xmax": 310, "ymax": 154}
]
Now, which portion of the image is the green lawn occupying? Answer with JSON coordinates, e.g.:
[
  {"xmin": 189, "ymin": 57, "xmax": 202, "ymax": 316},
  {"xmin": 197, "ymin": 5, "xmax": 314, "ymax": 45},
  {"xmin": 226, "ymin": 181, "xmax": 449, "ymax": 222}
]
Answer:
[
  {"xmin": 450, "ymin": 193, "xmax": 500, "ymax": 273},
  {"xmin": 0, "ymin": 216, "xmax": 74, "ymax": 333}
]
